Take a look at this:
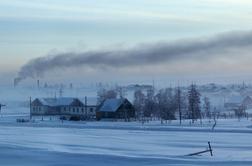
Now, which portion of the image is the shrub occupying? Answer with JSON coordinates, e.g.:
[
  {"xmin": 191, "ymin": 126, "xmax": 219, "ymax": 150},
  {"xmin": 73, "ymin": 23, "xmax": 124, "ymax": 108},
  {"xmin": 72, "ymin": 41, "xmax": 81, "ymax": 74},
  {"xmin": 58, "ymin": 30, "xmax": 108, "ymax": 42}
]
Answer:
[{"xmin": 69, "ymin": 116, "xmax": 81, "ymax": 121}]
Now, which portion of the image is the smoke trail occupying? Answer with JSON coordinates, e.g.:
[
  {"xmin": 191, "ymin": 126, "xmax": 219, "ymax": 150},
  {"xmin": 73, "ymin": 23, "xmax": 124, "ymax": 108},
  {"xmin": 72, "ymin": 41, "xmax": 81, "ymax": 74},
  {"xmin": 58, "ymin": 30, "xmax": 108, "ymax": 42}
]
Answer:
[{"xmin": 16, "ymin": 30, "xmax": 252, "ymax": 83}]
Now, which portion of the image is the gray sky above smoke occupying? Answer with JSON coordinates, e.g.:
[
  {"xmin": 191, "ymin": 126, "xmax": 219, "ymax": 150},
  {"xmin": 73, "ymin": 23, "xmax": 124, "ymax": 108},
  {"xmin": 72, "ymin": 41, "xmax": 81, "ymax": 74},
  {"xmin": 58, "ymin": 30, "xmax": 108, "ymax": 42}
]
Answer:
[
  {"xmin": 17, "ymin": 30, "xmax": 252, "ymax": 81},
  {"xmin": 2, "ymin": 0, "xmax": 252, "ymax": 85}
]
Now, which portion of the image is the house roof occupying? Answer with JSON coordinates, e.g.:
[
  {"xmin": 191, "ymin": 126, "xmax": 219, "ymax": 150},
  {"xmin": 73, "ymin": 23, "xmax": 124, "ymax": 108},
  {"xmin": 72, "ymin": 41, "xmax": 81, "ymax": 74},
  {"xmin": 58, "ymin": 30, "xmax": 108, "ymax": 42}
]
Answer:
[
  {"xmin": 37, "ymin": 97, "xmax": 82, "ymax": 107},
  {"xmin": 98, "ymin": 98, "xmax": 126, "ymax": 112}
]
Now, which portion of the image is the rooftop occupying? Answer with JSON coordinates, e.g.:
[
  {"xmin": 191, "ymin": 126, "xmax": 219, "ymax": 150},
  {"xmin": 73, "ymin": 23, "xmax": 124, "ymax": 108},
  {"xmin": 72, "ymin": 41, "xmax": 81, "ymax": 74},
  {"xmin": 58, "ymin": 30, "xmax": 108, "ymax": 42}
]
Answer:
[
  {"xmin": 99, "ymin": 98, "xmax": 126, "ymax": 112},
  {"xmin": 37, "ymin": 97, "xmax": 81, "ymax": 107}
]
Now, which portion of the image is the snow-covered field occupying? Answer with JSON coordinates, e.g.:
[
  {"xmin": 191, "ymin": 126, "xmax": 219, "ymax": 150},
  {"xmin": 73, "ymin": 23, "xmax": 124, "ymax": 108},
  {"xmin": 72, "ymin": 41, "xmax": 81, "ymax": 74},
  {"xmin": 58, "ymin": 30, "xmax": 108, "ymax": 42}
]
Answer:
[
  {"xmin": 1, "ymin": 85, "xmax": 252, "ymax": 165},
  {"xmin": 1, "ymin": 114, "xmax": 252, "ymax": 165}
]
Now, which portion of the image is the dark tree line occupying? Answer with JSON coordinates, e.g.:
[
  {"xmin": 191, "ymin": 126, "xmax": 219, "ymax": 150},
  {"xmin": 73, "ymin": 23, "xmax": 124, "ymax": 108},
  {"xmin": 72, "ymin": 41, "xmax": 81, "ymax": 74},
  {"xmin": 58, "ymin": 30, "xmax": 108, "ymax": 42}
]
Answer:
[
  {"xmin": 133, "ymin": 84, "xmax": 204, "ymax": 124},
  {"xmin": 97, "ymin": 84, "xmax": 208, "ymax": 124}
]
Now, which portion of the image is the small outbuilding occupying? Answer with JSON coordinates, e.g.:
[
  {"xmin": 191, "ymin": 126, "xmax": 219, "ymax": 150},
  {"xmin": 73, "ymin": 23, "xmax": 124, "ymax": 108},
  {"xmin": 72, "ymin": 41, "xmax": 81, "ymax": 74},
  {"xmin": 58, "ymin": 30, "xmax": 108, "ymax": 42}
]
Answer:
[{"xmin": 96, "ymin": 98, "xmax": 135, "ymax": 121}]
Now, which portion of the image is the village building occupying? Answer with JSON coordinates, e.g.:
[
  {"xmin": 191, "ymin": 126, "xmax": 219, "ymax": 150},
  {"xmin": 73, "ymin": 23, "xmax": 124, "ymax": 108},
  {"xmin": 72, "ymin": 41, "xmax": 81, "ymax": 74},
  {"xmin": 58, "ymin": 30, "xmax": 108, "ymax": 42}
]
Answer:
[
  {"xmin": 80, "ymin": 97, "xmax": 97, "ymax": 119},
  {"xmin": 96, "ymin": 98, "xmax": 135, "ymax": 121},
  {"xmin": 224, "ymin": 95, "xmax": 252, "ymax": 111},
  {"xmin": 31, "ymin": 97, "xmax": 96, "ymax": 119}
]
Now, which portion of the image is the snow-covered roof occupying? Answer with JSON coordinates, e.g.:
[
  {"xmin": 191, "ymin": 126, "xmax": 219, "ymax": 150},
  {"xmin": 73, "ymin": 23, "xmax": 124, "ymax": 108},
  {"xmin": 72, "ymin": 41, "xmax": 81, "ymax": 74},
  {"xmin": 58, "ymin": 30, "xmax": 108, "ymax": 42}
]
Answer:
[
  {"xmin": 98, "ymin": 98, "xmax": 125, "ymax": 112},
  {"xmin": 37, "ymin": 97, "xmax": 82, "ymax": 106}
]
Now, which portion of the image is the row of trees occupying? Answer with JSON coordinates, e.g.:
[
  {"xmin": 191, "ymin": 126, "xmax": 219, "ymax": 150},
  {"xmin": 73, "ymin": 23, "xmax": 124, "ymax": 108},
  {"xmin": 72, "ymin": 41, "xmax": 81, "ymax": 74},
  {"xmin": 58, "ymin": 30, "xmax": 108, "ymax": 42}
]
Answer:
[
  {"xmin": 97, "ymin": 84, "xmax": 212, "ymax": 124},
  {"xmin": 97, "ymin": 87, "xmax": 126, "ymax": 105},
  {"xmin": 133, "ymin": 84, "xmax": 211, "ymax": 124}
]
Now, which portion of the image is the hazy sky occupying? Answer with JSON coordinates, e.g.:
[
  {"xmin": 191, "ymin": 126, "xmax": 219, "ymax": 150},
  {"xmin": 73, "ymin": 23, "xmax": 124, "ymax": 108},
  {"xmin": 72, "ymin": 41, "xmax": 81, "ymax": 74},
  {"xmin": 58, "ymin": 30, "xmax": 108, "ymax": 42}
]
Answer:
[{"xmin": 1, "ymin": 0, "xmax": 252, "ymax": 85}]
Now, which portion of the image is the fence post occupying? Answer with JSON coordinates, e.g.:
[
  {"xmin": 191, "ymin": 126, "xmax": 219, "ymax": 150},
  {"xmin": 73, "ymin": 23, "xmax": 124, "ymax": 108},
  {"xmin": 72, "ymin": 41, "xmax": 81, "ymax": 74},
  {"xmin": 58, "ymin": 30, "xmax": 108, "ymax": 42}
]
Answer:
[{"xmin": 208, "ymin": 141, "xmax": 213, "ymax": 156}]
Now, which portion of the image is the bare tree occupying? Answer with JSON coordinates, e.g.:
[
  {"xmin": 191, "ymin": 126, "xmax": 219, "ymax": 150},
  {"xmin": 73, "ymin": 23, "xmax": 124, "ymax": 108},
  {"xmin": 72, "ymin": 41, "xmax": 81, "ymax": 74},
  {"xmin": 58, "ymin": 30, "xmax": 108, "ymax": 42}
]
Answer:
[
  {"xmin": 133, "ymin": 90, "xmax": 145, "ymax": 122},
  {"xmin": 175, "ymin": 87, "xmax": 183, "ymax": 125},
  {"xmin": 144, "ymin": 87, "xmax": 156, "ymax": 119},
  {"xmin": 234, "ymin": 105, "xmax": 246, "ymax": 121},
  {"xmin": 156, "ymin": 88, "xmax": 177, "ymax": 124},
  {"xmin": 203, "ymin": 97, "xmax": 211, "ymax": 120},
  {"xmin": 97, "ymin": 88, "xmax": 117, "ymax": 105},
  {"xmin": 116, "ymin": 86, "xmax": 127, "ymax": 99},
  {"xmin": 188, "ymin": 84, "xmax": 201, "ymax": 123}
]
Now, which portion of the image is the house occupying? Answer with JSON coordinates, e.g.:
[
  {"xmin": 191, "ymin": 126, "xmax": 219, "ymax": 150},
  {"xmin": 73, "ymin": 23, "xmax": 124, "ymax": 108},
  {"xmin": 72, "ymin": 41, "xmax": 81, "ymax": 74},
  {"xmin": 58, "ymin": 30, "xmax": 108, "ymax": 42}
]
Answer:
[
  {"xmin": 31, "ymin": 97, "xmax": 96, "ymax": 119},
  {"xmin": 80, "ymin": 97, "xmax": 97, "ymax": 119},
  {"xmin": 224, "ymin": 95, "xmax": 252, "ymax": 111},
  {"xmin": 242, "ymin": 96, "xmax": 252, "ymax": 109},
  {"xmin": 96, "ymin": 98, "xmax": 135, "ymax": 121}
]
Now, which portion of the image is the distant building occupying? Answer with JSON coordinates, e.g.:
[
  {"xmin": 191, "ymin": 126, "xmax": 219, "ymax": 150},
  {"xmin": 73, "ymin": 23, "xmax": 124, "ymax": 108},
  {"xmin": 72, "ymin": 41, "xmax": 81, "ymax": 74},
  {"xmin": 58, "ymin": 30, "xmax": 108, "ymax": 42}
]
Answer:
[
  {"xmin": 80, "ymin": 97, "xmax": 97, "ymax": 119},
  {"xmin": 126, "ymin": 84, "xmax": 153, "ymax": 91},
  {"xmin": 31, "ymin": 97, "xmax": 96, "ymax": 119},
  {"xmin": 96, "ymin": 98, "xmax": 135, "ymax": 121},
  {"xmin": 224, "ymin": 95, "xmax": 252, "ymax": 111}
]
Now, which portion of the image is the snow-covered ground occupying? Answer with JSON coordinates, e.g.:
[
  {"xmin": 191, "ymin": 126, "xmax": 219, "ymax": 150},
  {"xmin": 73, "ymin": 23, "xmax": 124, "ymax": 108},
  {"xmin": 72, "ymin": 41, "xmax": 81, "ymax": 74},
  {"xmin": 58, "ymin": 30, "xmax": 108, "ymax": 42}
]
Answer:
[
  {"xmin": 1, "ymin": 112, "xmax": 252, "ymax": 165},
  {"xmin": 1, "ymin": 85, "xmax": 252, "ymax": 165}
]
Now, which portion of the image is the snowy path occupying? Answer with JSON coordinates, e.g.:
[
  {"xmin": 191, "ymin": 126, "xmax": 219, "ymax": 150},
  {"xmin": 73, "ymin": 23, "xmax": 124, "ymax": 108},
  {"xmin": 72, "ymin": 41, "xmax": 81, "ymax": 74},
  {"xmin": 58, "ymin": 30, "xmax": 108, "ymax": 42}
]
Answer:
[{"xmin": 1, "ymin": 124, "xmax": 252, "ymax": 165}]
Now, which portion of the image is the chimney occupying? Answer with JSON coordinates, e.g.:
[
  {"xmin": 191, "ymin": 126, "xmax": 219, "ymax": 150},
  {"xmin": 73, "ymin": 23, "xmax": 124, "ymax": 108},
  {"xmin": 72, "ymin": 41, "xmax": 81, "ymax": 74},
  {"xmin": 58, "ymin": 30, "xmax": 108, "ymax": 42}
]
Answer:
[
  {"xmin": 14, "ymin": 79, "xmax": 17, "ymax": 88},
  {"xmin": 37, "ymin": 80, "xmax": 40, "ymax": 88},
  {"xmin": 14, "ymin": 77, "xmax": 21, "ymax": 87}
]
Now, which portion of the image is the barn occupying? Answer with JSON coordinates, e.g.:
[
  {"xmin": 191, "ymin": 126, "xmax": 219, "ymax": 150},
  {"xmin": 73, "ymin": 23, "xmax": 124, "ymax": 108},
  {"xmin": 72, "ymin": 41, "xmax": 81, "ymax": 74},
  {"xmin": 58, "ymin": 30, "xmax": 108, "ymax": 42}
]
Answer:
[
  {"xmin": 96, "ymin": 98, "xmax": 135, "ymax": 121},
  {"xmin": 31, "ymin": 97, "xmax": 96, "ymax": 119}
]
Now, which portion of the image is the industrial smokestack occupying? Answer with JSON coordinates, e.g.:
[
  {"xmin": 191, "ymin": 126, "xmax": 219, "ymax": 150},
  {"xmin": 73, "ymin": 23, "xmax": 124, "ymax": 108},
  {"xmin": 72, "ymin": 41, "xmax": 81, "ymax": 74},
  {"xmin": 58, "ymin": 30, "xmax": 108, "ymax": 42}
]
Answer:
[
  {"xmin": 37, "ymin": 80, "xmax": 40, "ymax": 88},
  {"xmin": 14, "ymin": 78, "xmax": 22, "ymax": 87},
  {"xmin": 14, "ymin": 79, "xmax": 17, "ymax": 88}
]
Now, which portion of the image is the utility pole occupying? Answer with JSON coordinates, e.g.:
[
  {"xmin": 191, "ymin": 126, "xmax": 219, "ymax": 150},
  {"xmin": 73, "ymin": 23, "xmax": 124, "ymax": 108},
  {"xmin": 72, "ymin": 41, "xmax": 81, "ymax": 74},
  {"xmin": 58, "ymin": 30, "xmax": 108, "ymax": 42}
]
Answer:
[
  {"xmin": 29, "ymin": 96, "xmax": 32, "ymax": 120},
  {"xmin": 37, "ymin": 80, "xmax": 40, "ymax": 89},
  {"xmin": 59, "ymin": 84, "xmax": 63, "ymax": 97},
  {"xmin": 152, "ymin": 79, "xmax": 155, "ymax": 93},
  {"xmin": 85, "ymin": 96, "xmax": 87, "ymax": 119},
  {"xmin": 177, "ymin": 86, "xmax": 182, "ymax": 125},
  {"xmin": 0, "ymin": 103, "xmax": 6, "ymax": 118}
]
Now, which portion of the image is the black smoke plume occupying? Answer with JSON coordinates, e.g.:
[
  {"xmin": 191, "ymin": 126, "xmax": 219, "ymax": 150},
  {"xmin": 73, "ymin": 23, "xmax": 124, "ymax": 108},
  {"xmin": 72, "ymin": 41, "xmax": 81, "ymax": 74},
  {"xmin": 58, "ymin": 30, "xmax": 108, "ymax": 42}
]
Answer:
[{"xmin": 15, "ymin": 30, "xmax": 252, "ymax": 84}]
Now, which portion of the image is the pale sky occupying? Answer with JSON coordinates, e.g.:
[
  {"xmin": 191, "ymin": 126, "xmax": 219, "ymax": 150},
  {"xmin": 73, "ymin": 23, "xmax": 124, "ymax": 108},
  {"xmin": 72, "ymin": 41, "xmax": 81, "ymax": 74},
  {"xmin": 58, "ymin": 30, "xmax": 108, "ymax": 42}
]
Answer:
[{"xmin": 1, "ymin": 0, "xmax": 252, "ymax": 85}]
